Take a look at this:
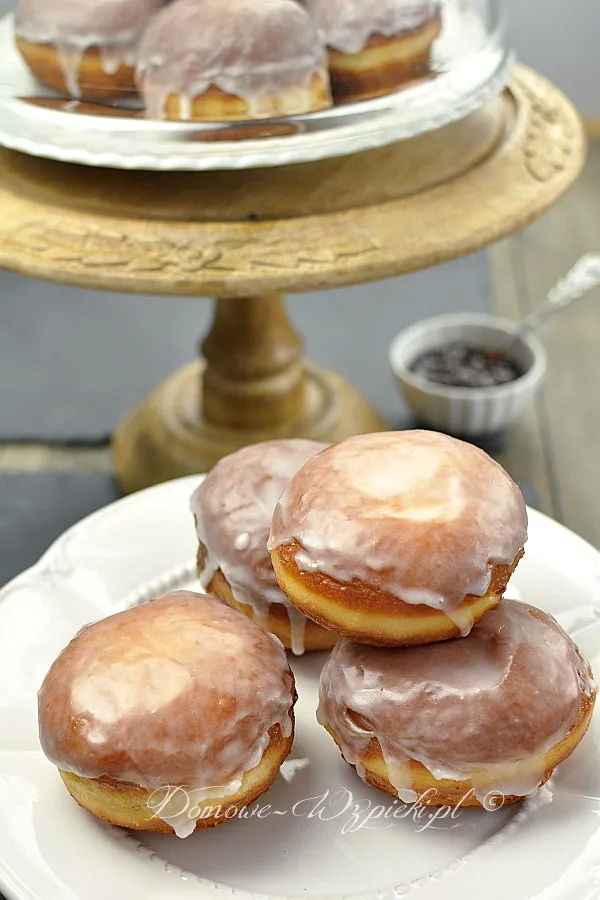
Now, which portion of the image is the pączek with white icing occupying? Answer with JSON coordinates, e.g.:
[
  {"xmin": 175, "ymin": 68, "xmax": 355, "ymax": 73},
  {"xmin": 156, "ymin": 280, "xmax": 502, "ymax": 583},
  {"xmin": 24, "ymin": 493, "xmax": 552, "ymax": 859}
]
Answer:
[
  {"xmin": 318, "ymin": 599, "xmax": 597, "ymax": 803},
  {"xmin": 15, "ymin": 0, "xmax": 161, "ymax": 97},
  {"xmin": 38, "ymin": 591, "xmax": 295, "ymax": 837},
  {"xmin": 135, "ymin": 0, "xmax": 330, "ymax": 120},
  {"xmin": 268, "ymin": 431, "xmax": 529, "ymax": 626},
  {"xmin": 303, "ymin": 0, "xmax": 441, "ymax": 55},
  {"xmin": 191, "ymin": 439, "xmax": 329, "ymax": 655}
]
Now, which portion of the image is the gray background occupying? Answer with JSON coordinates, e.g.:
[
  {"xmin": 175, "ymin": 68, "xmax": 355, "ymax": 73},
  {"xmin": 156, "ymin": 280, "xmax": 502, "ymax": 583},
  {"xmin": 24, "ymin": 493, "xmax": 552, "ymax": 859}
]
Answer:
[
  {"xmin": 0, "ymin": 254, "xmax": 492, "ymax": 441},
  {"xmin": 505, "ymin": 0, "xmax": 600, "ymax": 117}
]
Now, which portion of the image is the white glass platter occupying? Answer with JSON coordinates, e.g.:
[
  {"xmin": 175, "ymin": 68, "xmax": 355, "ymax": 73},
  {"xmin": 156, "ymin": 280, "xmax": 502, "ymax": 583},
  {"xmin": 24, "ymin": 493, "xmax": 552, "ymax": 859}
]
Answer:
[
  {"xmin": 1, "ymin": 475, "xmax": 600, "ymax": 900},
  {"xmin": 0, "ymin": 1, "xmax": 513, "ymax": 170}
]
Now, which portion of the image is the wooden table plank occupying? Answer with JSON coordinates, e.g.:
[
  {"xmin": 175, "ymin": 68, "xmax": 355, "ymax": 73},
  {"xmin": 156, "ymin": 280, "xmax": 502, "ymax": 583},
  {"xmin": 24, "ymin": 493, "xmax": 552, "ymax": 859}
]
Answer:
[
  {"xmin": 489, "ymin": 238, "xmax": 557, "ymax": 520},
  {"xmin": 491, "ymin": 140, "xmax": 600, "ymax": 548},
  {"xmin": 0, "ymin": 444, "xmax": 112, "ymax": 473}
]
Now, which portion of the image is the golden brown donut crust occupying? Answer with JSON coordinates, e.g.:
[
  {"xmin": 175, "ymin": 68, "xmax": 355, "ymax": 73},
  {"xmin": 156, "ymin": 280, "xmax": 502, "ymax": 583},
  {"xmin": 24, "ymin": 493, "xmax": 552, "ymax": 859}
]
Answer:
[
  {"xmin": 328, "ymin": 14, "xmax": 442, "ymax": 103},
  {"xmin": 16, "ymin": 37, "xmax": 137, "ymax": 98},
  {"xmin": 59, "ymin": 722, "xmax": 293, "ymax": 832},
  {"xmin": 271, "ymin": 542, "xmax": 524, "ymax": 646}
]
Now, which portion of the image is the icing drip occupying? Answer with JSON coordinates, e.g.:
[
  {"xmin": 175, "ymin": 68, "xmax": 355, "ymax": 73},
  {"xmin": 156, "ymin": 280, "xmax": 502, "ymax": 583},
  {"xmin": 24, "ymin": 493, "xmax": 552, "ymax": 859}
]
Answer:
[
  {"xmin": 288, "ymin": 605, "xmax": 308, "ymax": 657},
  {"xmin": 38, "ymin": 592, "xmax": 295, "ymax": 836},
  {"xmin": 178, "ymin": 93, "xmax": 192, "ymax": 121},
  {"xmin": 269, "ymin": 431, "xmax": 529, "ymax": 614},
  {"xmin": 191, "ymin": 439, "xmax": 329, "ymax": 655},
  {"xmin": 303, "ymin": 0, "xmax": 441, "ymax": 55},
  {"xmin": 57, "ymin": 44, "xmax": 83, "ymax": 97},
  {"xmin": 135, "ymin": 0, "xmax": 330, "ymax": 120},
  {"xmin": 152, "ymin": 777, "xmax": 244, "ymax": 838},
  {"xmin": 99, "ymin": 45, "xmax": 121, "ymax": 77},
  {"xmin": 99, "ymin": 42, "xmax": 138, "ymax": 76},
  {"xmin": 439, "ymin": 604, "xmax": 477, "ymax": 639},
  {"xmin": 318, "ymin": 599, "xmax": 596, "ymax": 803}
]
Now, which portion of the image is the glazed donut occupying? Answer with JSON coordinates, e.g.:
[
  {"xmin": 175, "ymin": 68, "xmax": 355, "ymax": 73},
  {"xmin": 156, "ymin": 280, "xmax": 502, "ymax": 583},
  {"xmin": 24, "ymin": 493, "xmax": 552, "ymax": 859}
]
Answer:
[
  {"xmin": 15, "ymin": 0, "xmax": 161, "ymax": 99},
  {"xmin": 136, "ymin": 0, "xmax": 332, "ymax": 121},
  {"xmin": 38, "ymin": 592, "xmax": 296, "ymax": 837},
  {"xmin": 303, "ymin": 0, "xmax": 442, "ymax": 103},
  {"xmin": 191, "ymin": 439, "xmax": 335, "ymax": 655},
  {"xmin": 318, "ymin": 599, "xmax": 597, "ymax": 808},
  {"xmin": 269, "ymin": 431, "xmax": 528, "ymax": 646}
]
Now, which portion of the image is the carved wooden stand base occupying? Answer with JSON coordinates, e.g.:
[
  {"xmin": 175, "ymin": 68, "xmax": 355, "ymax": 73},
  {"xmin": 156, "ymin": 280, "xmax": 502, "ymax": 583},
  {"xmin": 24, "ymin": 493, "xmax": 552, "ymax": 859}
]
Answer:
[
  {"xmin": 113, "ymin": 360, "xmax": 387, "ymax": 492},
  {"xmin": 113, "ymin": 294, "xmax": 387, "ymax": 493},
  {"xmin": 0, "ymin": 66, "xmax": 586, "ymax": 491}
]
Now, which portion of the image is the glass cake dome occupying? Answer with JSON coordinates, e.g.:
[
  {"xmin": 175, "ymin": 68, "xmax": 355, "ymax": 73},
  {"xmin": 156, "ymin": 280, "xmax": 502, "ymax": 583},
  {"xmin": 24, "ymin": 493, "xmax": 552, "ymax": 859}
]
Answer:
[{"xmin": 0, "ymin": 0, "xmax": 512, "ymax": 170}]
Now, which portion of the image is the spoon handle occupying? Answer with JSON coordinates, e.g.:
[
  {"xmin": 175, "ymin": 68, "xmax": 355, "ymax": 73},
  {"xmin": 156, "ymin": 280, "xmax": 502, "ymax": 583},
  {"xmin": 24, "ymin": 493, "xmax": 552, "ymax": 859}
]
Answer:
[{"xmin": 516, "ymin": 253, "xmax": 600, "ymax": 340}]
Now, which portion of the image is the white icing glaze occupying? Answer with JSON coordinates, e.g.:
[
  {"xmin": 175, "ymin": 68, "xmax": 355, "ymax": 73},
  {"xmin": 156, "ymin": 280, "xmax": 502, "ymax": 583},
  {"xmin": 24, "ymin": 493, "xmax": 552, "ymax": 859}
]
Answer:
[
  {"xmin": 191, "ymin": 439, "xmax": 329, "ymax": 655},
  {"xmin": 269, "ymin": 431, "xmax": 529, "ymax": 614},
  {"xmin": 38, "ymin": 591, "xmax": 295, "ymax": 835},
  {"xmin": 135, "ymin": 0, "xmax": 330, "ymax": 120},
  {"xmin": 56, "ymin": 44, "xmax": 83, "ymax": 97},
  {"xmin": 16, "ymin": 0, "xmax": 161, "ymax": 43},
  {"xmin": 280, "ymin": 757, "xmax": 310, "ymax": 783},
  {"xmin": 16, "ymin": 0, "xmax": 160, "ymax": 97},
  {"xmin": 318, "ymin": 599, "xmax": 596, "ymax": 803},
  {"xmin": 147, "ymin": 776, "xmax": 244, "ymax": 837},
  {"xmin": 303, "ymin": 0, "xmax": 440, "ymax": 55}
]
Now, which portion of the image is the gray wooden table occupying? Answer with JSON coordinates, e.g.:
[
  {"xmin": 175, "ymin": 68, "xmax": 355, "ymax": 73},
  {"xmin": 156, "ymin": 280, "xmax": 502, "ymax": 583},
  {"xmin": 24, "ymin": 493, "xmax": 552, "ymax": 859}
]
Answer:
[{"xmin": 491, "ymin": 139, "xmax": 600, "ymax": 550}]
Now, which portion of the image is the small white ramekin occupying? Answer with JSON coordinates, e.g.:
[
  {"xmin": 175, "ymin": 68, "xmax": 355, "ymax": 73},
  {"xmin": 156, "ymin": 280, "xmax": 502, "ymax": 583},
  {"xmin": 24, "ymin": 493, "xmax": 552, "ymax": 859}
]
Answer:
[{"xmin": 389, "ymin": 313, "xmax": 547, "ymax": 437}]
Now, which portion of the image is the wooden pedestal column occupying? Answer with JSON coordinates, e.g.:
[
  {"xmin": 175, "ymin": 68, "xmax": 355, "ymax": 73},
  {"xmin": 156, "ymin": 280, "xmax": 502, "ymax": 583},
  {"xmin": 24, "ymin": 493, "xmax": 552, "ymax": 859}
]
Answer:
[{"xmin": 201, "ymin": 294, "xmax": 306, "ymax": 430}]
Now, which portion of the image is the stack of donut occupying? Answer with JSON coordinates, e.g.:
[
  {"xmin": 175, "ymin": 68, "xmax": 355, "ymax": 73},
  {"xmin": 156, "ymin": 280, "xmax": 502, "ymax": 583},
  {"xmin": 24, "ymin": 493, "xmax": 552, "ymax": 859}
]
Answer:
[
  {"xmin": 268, "ymin": 431, "xmax": 597, "ymax": 808},
  {"xmin": 36, "ymin": 431, "xmax": 596, "ymax": 839},
  {"xmin": 14, "ymin": 0, "xmax": 442, "ymax": 119}
]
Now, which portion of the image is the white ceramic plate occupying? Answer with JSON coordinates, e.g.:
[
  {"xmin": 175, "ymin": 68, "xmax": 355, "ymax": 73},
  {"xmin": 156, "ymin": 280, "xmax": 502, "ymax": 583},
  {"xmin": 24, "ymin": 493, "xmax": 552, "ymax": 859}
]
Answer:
[
  {"xmin": 1, "ymin": 476, "xmax": 600, "ymax": 900},
  {"xmin": 0, "ymin": 2, "xmax": 512, "ymax": 170}
]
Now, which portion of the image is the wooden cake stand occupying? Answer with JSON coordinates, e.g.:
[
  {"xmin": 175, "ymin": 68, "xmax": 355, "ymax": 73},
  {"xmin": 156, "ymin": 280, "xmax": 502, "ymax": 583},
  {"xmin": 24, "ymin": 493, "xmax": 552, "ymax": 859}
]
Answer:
[{"xmin": 0, "ymin": 66, "xmax": 585, "ymax": 493}]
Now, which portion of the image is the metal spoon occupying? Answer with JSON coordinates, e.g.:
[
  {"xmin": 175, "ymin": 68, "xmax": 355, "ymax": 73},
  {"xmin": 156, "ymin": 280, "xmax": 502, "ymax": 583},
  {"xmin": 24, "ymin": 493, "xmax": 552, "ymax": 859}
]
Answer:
[{"xmin": 505, "ymin": 252, "xmax": 600, "ymax": 353}]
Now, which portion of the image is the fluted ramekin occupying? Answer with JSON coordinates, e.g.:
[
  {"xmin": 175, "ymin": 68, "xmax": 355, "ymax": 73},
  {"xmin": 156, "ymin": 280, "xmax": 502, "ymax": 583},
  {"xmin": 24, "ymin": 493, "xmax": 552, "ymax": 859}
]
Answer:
[{"xmin": 389, "ymin": 313, "xmax": 547, "ymax": 436}]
